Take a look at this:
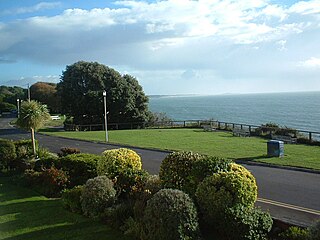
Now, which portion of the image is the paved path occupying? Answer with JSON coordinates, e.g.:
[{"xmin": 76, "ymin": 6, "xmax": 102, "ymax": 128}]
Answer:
[{"xmin": 1, "ymin": 116, "xmax": 319, "ymax": 226}]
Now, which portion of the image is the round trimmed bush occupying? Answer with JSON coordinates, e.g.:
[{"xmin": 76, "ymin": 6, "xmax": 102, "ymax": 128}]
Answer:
[
  {"xmin": 98, "ymin": 148, "xmax": 142, "ymax": 176},
  {"xmin": 224, "ymin": 205, "xmax": 273, "ymax": 240},
  {"xmin": 59, "ymin": 153, "xmax": 102, "ymax": 186},
  {"xmin": 62, "ymin": 185, "xmax": 83, "ymax": 213},
  {"xmin": 81, "ymin": 176, "xmax": 116, "ymax": 218},
  {"xmin": 0, "ymin": 139, "xmax": 17, "ymax": 170},
  {"xmin": 143, "ymin": 189, "xmax": 200, "ymax": 240},
  {"xmin": 159, "ymin": 151, "xmax": 204, "ymax": 193},
  {"xmin": 196, "ymin": 170, "xmax": 258, "ymax": 225},
  {"xmin": 159, "ymin": 151, "xmax": 232, "ymax": 196},
  {"xmin": 309, "ymin": 220, "xmax": 320, "ymax": 240}
]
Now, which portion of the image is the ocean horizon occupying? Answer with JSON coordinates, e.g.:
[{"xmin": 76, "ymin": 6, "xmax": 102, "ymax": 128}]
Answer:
[{"xmin": 148, "ymin": 91, "xmax": 320, "ymax": 133}]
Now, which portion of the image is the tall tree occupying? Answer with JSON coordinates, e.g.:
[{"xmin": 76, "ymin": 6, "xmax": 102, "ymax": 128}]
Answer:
[
  {"xmin": 57, "ymin": 61, "xmax": 150, "ymax": 125},
  {"xmin": 16, "ymin": 100, "xmax": 50, "ymax": 156},
  {"xmin": 30, "ymin": 82, "xmax": 61, "ymax": 113}
]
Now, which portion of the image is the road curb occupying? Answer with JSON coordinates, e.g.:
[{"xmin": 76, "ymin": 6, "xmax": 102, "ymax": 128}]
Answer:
[{"xmin": 236, "ymin": 160, "xmax": 320, "ymax": 175}]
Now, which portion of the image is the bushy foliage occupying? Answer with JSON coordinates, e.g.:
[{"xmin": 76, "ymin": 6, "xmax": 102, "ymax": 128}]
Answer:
[
  {"xmin": 159, "ymin": 151, "xmax": 204, "ymax": 193},
  {"xmin": 23, "ymin": 166, "xmax": 69, "ymax": 197},
  {"xmin": 41, "ymin": 166, "xmax": 69, "ymax": 197},
  {"xmin": 279, "ymin": 226, "xmax": 309, "ymax": 240},
  {"xmin": 159, "ymin": 151, "xmax": 232, "ymax": 196},
  {"xmin": 34, "ymin": 156, "xmax": 59, "ymax": 171},
  {"xmin": 14, "ymin": 139, "xmax": 35, "ymax": 160},
  {"xmin": 309, "ymin": 220, "xmax": 320, "ymax": 240},
  {"xmin": 143, "ymin": 189, "xmax": 200, "ymax": 240},
  {"xmin": 59, "ymin": 153, "xmax": 102, "ymax": 186},
  {"xmin": 0, "ymin": 139, "xmax": 17, "ymax": 170},
  {"xmin": 223, "ymin": 205, "xmax": 273, "ymax": 240},
  {"xmin": 81, "ymin": 176, "xmax": 116, "ymax": 218},
  {"xmin": 99, "ymin": 148, "xmax": 142, "ymax": 176},
  {"xmin": 98, "ymin": 148, "xmax": 145, "ymax": 198},
  {"xmin": 103, "ymin": 201, "xmax": 134, "ymax": 230},
  {"xmin": 61, "ymin": 185, "xmax": 83, "ymax": 213},
  {"xmin": 196, "ymin": 170, "xmax": 257, "ymax": 225},
  {"xmin": 58, "ymin": 147, "xmax": 81, "ymax": 157}
]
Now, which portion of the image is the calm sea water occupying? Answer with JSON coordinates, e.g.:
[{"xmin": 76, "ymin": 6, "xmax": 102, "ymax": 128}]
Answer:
[{"xmin": 149, "ymin": 92, "xmax": 320, "ymax": 133}]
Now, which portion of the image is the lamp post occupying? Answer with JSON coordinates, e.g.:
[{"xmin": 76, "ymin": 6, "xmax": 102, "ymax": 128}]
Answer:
[
  {"xmin": 103, "ymin": 90, "xmax": 108, "ymax": 142},
  {"xmin": 17, "ymin": 99, "xmax": 20, "ymax": 118}
]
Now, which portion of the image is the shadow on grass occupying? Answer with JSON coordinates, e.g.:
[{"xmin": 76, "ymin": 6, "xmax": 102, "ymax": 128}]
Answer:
[
  {"xmin": 0, "ymin": 178, "xmax": 128, "ymax": 240},
  {"xmin": 235, "ymin": 155, "xmax": 271, "ymax": 162}
]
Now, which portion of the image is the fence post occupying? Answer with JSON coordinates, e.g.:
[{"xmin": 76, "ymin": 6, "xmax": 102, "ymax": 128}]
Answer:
[
  {"xmin": 241, "ymin": 125, "xmax": 243, "ymax": 130},
  {"xmin": 309, "ymin": 132, "xmax": 312, "ymax": 141},
  {"xmin": 225, "ymin": 123, "xmax": 227, "ymax": 129},
  {"xmin": 232, "ymin": 123, "xmax": 235, "ymax": 129},
  {"xmin": 249, "ymin": 126, "xmax": 251, "ymax": 133},
  {"xmin": 218, "ymin": 122, "xmax": 221, "ymax": 129},
  {"xmin": 184, "ymin": 121, "xmax": 186, "ymax": 128}
]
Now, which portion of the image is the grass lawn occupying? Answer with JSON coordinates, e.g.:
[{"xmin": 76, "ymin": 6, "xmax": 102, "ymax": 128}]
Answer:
[
  {"xmin": 40, "ymin": 128, "xmax": 320, "ymax": 170},
  {"xmin": 0, "ymin": 177, "xmax": 129, "ymax": 240}
]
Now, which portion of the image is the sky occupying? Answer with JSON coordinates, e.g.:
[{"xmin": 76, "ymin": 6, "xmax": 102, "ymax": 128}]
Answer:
[{"xmin": 0, "ymin": 0, "xmax": 319, "ymax": 95}]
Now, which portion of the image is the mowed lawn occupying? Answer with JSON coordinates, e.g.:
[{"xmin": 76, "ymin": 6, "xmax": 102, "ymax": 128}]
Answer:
[
  {"xmin": 42, "ymin": 128, "xmax": 320, "ymax": 170},
  {"xmin": 0, "ymin": 177, "xmax": 128, "ymax": 240}
]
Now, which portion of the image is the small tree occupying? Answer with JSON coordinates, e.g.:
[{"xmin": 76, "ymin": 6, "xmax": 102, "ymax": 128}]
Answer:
[{"xmin": 16, "ymin": 100, "xmax": 50, "ymax": 156}]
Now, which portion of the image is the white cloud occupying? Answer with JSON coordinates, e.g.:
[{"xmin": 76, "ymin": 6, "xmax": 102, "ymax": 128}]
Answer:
[
  {"xmin": 289, "ymin": 0, "xmax": 320, "ymax": 15},
  {"xmin": 298, "ymin": 57, "xmax": 320, "ymax": 68},
  {"xmin": 0, "ymin": 0, "xmax": 320, "ymax": 93}
]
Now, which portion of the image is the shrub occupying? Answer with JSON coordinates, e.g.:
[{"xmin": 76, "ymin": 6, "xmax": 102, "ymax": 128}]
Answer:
[
  {"xmin": 34, "ymin": 156, "xmax": 59, "ymax": 171},
  {"xmin": 0, "ymin": 139, "xmax": 17, "ymax": 170},
  {"xmin": 98, "ymin": 148, "xmax": 142, "ymax": 176},
  {"xmin": 112, "ymin": 168, "xmax": 149, "ymax": 199},
  {"xmin": 58, "ymin": 147, "xmax": 81, "ymax": 157},
  {"xmin": 309, "ymin": 220, "xmax": 320, "ymax": 240},
  {"xmin": 61, "ymin": 185, "xmax": 83, "ymax": 213},
  {"xmin": 159, "ymin": 151, "xmax": 204, "ymax": 193},
  {"xmin": 224, "ymin": 205, "xmax": 273, "ymax": 240},
  {"xmin": 14, "ymin": 139, "xmax": 34, "ymax": 160},
  {"xmin": 159, "ymin": 151, "xmax": 232, "ymax": 196},
  {"xmin": 279, "ymin": 226, "xmax": 309, "ymax": 240},
  {"xmin": 23, "ymin": 166, "xmax": 69, "ymax": 197},
  {"xmin": 81, "ymin": 176, "xmax": 116, "ymax": 218},
  {"xmin": 196, "ymin": 170, "xmax": 257, "ymax": 226},
  {"xmin": 41, "ymin": 166, "xmax": 69, "ymax": 197},
  {"xmin": 98, "ymin": 148, "xmax": 145, "ymax": 198},
  {"xmin": 59, "ymin": 153, "xmax": 102, "ymax": 186},
  {"xmin": 103, "ymin": 201, "xmax": 134, "ymax": 230},
  {"xmin": 143, "ymin": 189, "xmax": 200, "ymax": 240}
]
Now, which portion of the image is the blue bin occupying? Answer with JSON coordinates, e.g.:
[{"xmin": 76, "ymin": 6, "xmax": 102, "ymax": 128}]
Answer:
[{"xmin": 267, "ymin": 140, "xmax": 284, "ymax": 157}]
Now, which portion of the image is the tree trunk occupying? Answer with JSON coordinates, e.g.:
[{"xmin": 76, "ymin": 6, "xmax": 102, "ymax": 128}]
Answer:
[{"xmin": 31, "ymin": 128, "xmax": 36, "ymax": 157}]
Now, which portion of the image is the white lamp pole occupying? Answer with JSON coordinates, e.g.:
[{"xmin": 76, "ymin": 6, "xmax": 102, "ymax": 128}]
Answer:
[
  {"xmin": 17, "ymin": 99, "xmax": 20, "ymax": 118},
  {"xmin": 103, "ymin": 90, "xmax": 108, "ymax": 142}
]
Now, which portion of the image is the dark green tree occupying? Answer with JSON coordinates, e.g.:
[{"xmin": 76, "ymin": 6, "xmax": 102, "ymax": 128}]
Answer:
[{"xmin": 57, "ymin": 61, "xmax": 150, "ymax": 125}]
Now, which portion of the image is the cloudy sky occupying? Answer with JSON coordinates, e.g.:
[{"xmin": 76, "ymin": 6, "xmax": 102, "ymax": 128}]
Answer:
[{"xmin": 0, "ymin": 0, "xmax": 319, "ymax": 95}]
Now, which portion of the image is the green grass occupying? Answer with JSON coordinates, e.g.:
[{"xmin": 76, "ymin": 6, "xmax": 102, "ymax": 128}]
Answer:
[
  {"xmin": 0, "ymin": 177, "xmax": 129, "ymax": 240},
  {"xmin": 40, "ymin": 128, "xmax": 320, "ymax": 170}
]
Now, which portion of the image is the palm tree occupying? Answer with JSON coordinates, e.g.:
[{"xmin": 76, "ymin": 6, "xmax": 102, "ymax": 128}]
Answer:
[{"xmin": 16, "ymin": 100, "xmax": 50, "ymax": 156}]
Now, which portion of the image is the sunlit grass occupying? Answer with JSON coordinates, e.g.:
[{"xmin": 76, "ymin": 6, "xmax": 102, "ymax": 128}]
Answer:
[{"xmin": 41, "ymin": 128, "xmax": 320, "ymax": 170}]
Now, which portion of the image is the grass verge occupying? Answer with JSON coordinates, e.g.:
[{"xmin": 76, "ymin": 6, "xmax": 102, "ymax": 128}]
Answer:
[
  {"xmin": 40, "ymin": 128, "xmax": 320, "ymax": 170},
  {"xmin": 0, "ymin": 177, "xmax": 128, "ymax": 240}
]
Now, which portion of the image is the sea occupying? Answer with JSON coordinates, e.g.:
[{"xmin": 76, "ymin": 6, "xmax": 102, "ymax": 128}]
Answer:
[{"xmin": 148, "ymin": 91, "xmax": 320, "ymax": 133}]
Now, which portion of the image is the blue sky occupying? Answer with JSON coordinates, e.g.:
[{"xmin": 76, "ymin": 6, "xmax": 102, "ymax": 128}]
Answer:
[{"xmin": 0, "ymin": 0, "xmax": 319, "ymax": 95}]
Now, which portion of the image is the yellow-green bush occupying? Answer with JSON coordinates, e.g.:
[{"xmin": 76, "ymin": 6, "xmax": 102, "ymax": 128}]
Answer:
[
  {"xmin": 98, "ymin": 148, "xmax": 145, "ymax": 198},
  {"xmin": 159, "ymin": 151, "xmax": 232, "ymax": 196},
  {"xmin": 196, "ymin": 170, "xmax": 258, "ymax": 226},
  {"xmin": 98, "ymin": 148, "xmax": 142, "ymax": 176}
]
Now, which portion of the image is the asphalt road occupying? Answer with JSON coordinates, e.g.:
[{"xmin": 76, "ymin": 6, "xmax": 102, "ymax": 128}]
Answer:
[{"xmin": 1, "ymin": 115, "xmax": 319, "ymax": 225}]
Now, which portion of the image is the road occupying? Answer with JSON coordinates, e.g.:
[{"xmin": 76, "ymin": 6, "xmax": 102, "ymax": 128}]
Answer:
[{"xmin": 1, "ymin": 115, "xmax": 319, "ymax": 226}]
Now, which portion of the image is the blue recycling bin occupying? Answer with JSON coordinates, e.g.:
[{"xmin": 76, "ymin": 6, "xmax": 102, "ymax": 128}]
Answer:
[{"xmin": 267, "ymin": 140, "xmax": 284, "ymax": 157}]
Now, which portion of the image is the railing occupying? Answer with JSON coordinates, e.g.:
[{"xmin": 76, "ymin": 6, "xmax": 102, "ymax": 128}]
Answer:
[{"xmin": 64, "ymin": 120, "xmax": 320, "ymax": 143}]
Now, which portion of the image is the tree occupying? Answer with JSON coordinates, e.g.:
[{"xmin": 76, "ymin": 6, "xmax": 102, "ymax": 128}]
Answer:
[
  {"xmin": 57, "ymin": 61, "xmax": 150, "ymax": 125},
  {"xmin": 16, "ymin": 100, "xmax": 50, "ymax": 156},
  {"xmin": 30, "ymin": 82, "xmax": 61, "ymax": 113}
]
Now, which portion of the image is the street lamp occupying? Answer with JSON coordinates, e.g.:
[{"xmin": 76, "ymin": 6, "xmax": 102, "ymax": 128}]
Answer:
[
  {"xmin": 103, "ymin": 90, "xmax": 108, "ymax": 142},
  {"xmin": 17, "ymin": 99, "xmax": 20, "ymax": 118}
]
